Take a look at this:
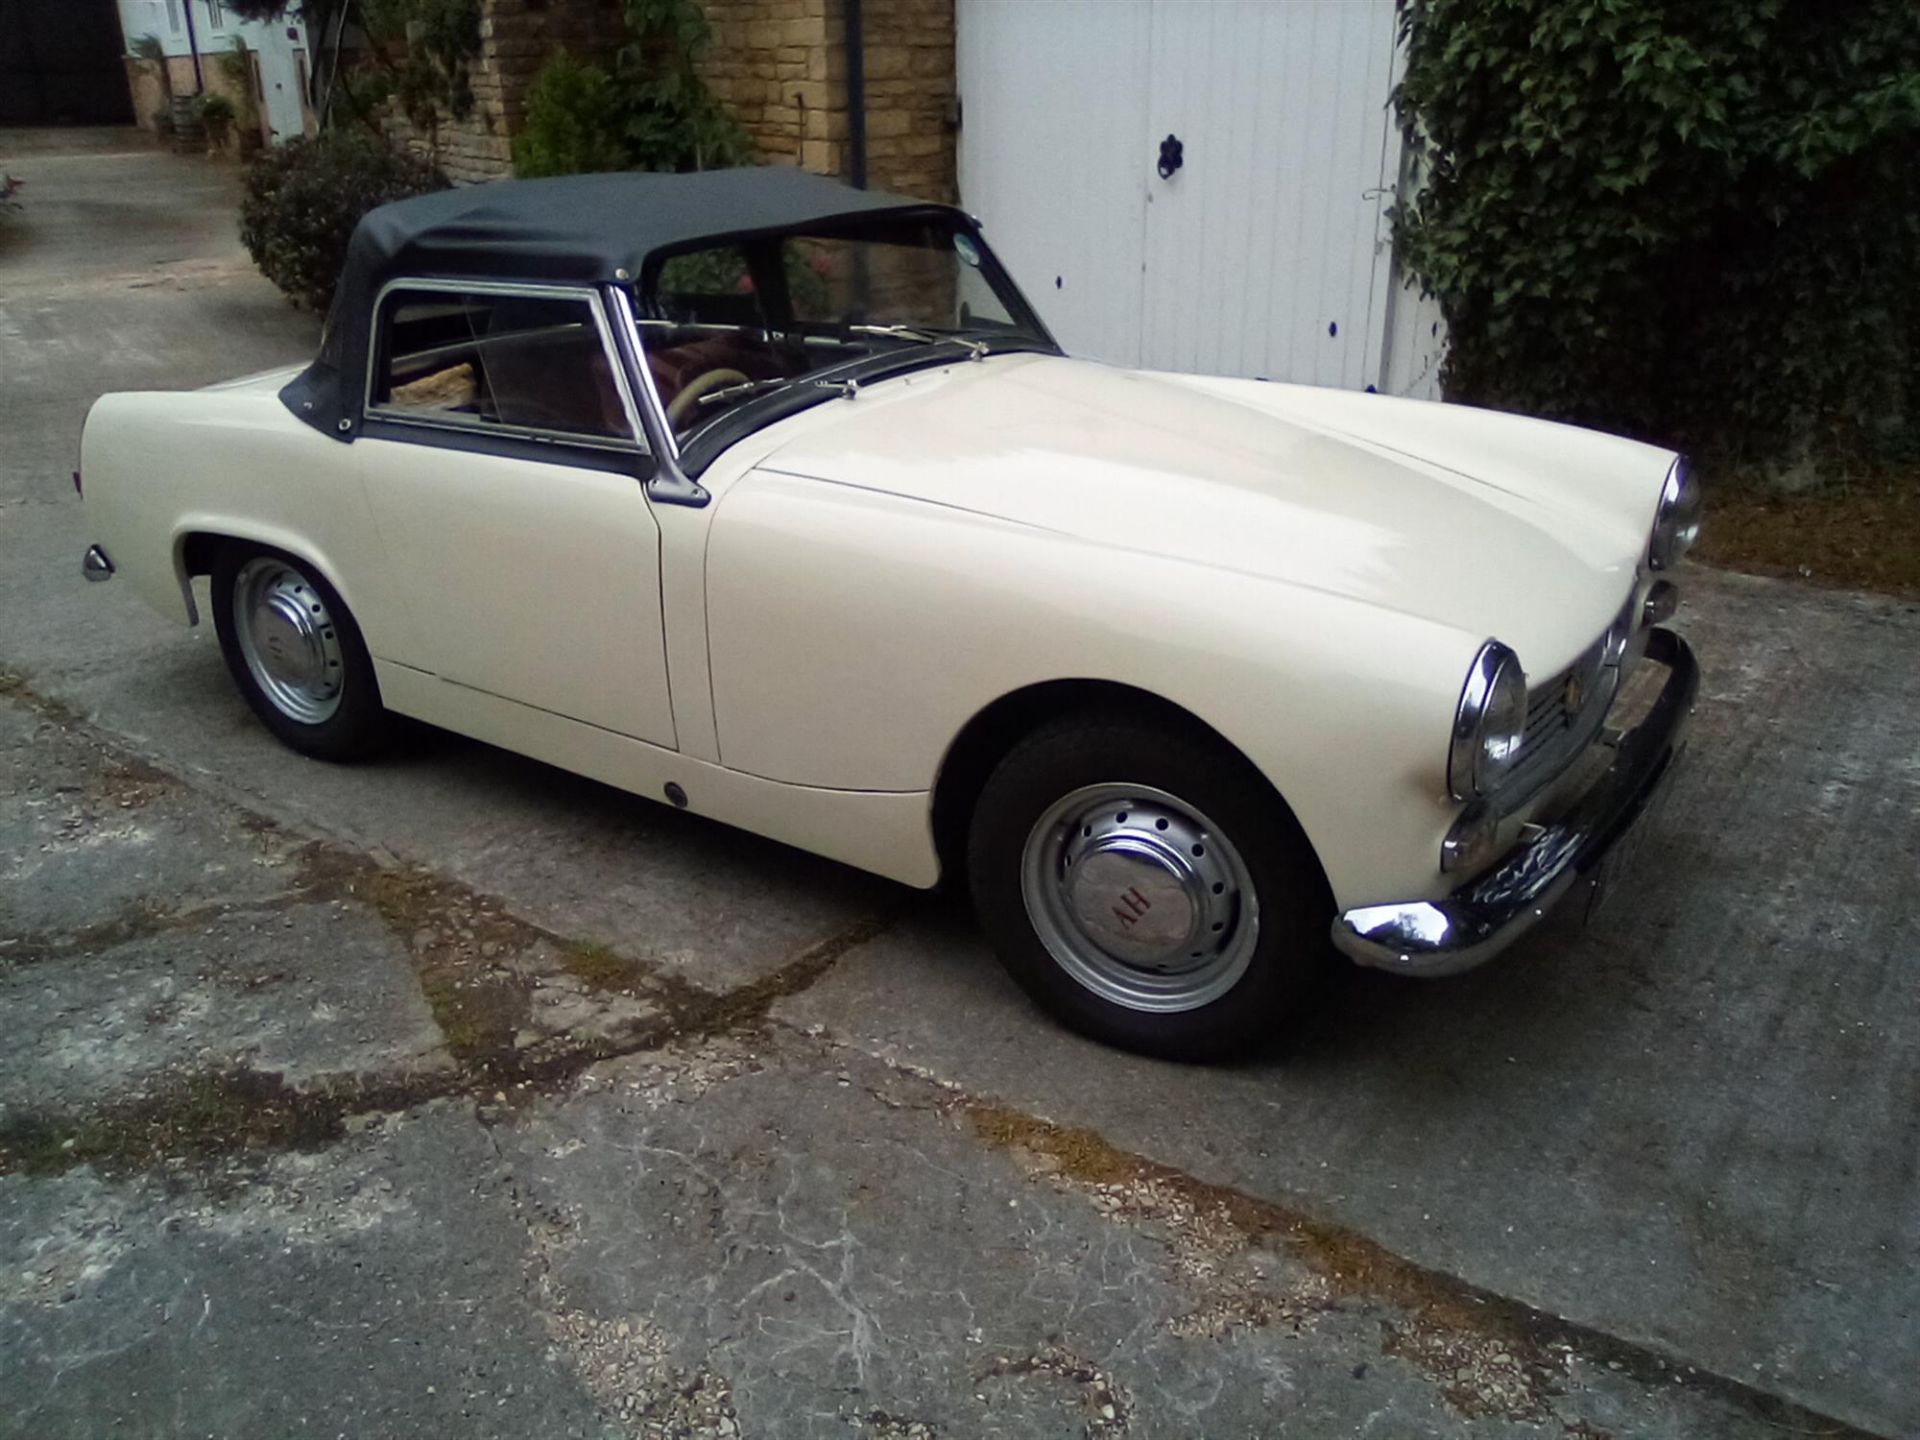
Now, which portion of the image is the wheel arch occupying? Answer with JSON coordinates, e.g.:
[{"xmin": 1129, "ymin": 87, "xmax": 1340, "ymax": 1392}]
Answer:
[
  {"xmin": 173, "ymin": 525, "xmax": 363, "ymax": 636},
  {"xmin": 930, "ymin": 678, "xmax": 1332, "ymax": 903}
]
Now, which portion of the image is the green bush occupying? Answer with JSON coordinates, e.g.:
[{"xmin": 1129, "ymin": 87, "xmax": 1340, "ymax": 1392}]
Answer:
[
  {"xmin": 239, "ymin": 130, "xmax": 447, "ymax": 311},
  {"xmin": 1395, "ymin": 0, "xmax": 1920, "ymax": 476},
  {"xmin": 512, "ymin": 0, "xmax": 753, "ymax": 178},
  {"xmin": 512, "ymin": 51, "xmax": 632, "ymax": 178},
  {"xmin": 194, "ymin": 92, "xmax": 236, "ymax": 126},
  {"xmin": 618, "ymin": 0, "xmax": 753, "ymax": 172}
]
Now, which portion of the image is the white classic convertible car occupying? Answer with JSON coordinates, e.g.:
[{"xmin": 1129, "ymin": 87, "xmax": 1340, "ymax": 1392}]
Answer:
[{"xmin": 79, "ymin": 168, "xmax": 1699, "ymax": 1058}]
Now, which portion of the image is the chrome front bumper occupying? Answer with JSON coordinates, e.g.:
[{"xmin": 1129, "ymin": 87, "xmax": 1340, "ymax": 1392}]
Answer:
[{"xmin": 1332, "ymin": 628, "xmax": 1699, "ymax": 977}]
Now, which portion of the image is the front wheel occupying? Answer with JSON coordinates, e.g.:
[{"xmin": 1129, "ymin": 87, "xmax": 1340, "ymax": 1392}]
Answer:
[
  {"xmin": 211, "ymin": 544, "xmax": 389, "ymax": 761},
  {"xmin": 967, "ymin": 712, "xmax": 1334, "ymax": 1060}
]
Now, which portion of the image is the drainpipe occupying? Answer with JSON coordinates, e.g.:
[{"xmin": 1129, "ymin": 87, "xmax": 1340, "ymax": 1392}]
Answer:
[
  {"xmin": 182, "ymin": 0, "xmax": 205, "ymax": 93},
  {"xmin": 844, "ymin": 0, "xmax": 867, "ymax": 188}
]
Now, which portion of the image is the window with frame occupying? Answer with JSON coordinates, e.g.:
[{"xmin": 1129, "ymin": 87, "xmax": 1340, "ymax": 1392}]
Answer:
[{"xmin": 369, "ymin": 288, "xmax": 638, "ymax": 447}]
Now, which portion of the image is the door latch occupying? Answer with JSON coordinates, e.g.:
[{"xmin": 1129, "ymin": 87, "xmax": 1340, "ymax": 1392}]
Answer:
[{"xmin": 1157, "ymin": 133, "xmax": 1184, "ymax": 180}]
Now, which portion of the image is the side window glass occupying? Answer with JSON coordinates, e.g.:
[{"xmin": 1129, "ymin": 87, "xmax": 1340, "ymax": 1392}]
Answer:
[{"xmin": 371, "ymin": 289, "xmax": 636, "ymax": 445}]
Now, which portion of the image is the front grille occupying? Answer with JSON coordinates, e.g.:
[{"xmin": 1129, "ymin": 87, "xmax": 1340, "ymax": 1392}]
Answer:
[
  {"xmin": 1506, "ymin": 632, "xmax": 1614, "ymax": 797},
  {"xmin": 1514, "ymin": 686, "xmax": 1571, "ymax": 773}
]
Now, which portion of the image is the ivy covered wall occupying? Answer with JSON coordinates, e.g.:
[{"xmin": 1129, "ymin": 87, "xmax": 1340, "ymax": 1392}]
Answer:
[{"xmin": 1394, "ymin": 0, "xmax": 1918, "ymax": 480}]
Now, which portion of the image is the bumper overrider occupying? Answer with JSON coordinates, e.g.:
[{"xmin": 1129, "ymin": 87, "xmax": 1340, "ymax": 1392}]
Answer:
[{"xmin": 1333, "ymin": 627, "xmax": 1699, "ymax": 977}]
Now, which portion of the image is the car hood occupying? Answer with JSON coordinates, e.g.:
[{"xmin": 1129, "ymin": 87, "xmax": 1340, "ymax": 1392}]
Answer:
[{"xmin": 754, "ymin": 353, "xmax": 1675, "ymax": 674}]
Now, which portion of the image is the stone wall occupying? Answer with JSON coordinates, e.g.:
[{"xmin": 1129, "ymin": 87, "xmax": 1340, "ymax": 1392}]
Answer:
[
  {"xmin": 852, "ymin": 0, "xmax": 955, "ymax": 203},
  {"xmin": 382, "ymin": 0, "xmax": 630, "ymax": 185},
  {"xmin": 378, "ymin": 0, "xmax": 955, "ymax": 201},
  {"xmin": 700, "ymin": 0, "xmax": 839, "ymax": 171},
  {"xmin": 701, "ymin": 0, "xmax": 954, "ymax": 200}
]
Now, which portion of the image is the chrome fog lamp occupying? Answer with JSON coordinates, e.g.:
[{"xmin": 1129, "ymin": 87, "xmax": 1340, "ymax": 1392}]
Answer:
[
  {"xmin": 1449, "ymin": 641, "xmax": 1528, "ymax": 801},
  {"xmin": 1649, "ymin": 456, "xmax": 1702, "ymax": 570}
]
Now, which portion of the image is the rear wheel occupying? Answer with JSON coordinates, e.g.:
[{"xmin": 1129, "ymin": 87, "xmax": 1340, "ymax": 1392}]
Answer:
[
  {"xmin": 967, "ymin": 712, "xmax": 1333, "ymax": 1060},
  {"xmin": 211, "ymin": 544, "xmax": 388, "ymax": 761}
]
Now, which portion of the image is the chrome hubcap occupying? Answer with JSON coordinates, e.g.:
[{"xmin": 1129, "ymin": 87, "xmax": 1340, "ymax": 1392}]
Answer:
[
  {"xmin": 1021, "ymin": 783, "xmax": 1258, "ymax": 1013},
  {"xmin": 232, "ymin": 557, "xmax": 344, "ymax": 725}
]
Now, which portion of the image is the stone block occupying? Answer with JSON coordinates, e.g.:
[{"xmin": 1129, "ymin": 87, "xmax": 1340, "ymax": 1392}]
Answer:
[
  {"xmin": 787, "ymin": 78, "xmax": 835, "ymax": 110},
  {"xmin": 863, "ymin": 43, "xmax": 911, "ymax": 79},
  {"xmin": 804, "ymin": 105, "xmax": 850, "ymax": 140},
  {"xmin": 863, "ymin": 106, "xmax": 912, "ymax": 138}
]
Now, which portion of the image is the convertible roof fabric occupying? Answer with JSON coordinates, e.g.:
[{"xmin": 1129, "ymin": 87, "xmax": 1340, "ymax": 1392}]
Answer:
[{"xmin": 280, "ymin": 167, "xmax": 951, "ymax": 439}]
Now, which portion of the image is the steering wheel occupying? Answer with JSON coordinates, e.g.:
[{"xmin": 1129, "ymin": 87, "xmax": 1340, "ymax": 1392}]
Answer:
[{"xmin": 667, "ymin": 367, "xmax": 752, "ymax": 428}]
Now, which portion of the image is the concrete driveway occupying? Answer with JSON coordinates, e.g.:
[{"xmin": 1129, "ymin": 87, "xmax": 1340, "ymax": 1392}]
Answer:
[{"xmin": 2, "ymin": 130, "xmax": 1915, "ymax": 1439}]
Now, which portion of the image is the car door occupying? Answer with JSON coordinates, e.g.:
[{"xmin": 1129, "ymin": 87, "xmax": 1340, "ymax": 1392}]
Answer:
[{"xmin": 354, "ymin": 280, "xmax": 677, "ymax": 748}]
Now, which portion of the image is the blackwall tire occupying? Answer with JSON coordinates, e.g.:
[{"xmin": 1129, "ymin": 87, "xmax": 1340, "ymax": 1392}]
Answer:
[
  {"xmin": 967, "ymin": 711, "xmax": 1334, "ymax": 1060},
  {"xmin": 211, "ymin": 543, "xmax": 389, "ymax": 762}
]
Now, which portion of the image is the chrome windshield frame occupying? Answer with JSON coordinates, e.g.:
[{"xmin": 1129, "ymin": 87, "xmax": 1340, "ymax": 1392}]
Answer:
[{"xmin": 605, "ymin": 283, "xmax": 710, "ymax": 508}]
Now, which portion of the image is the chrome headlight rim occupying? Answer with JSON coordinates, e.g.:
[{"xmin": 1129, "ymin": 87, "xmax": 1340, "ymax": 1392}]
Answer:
[
  {"xmin": 1448, "ymin": 640, "xmax": 1528, "ymax": 801},
  {"xmin": 1648, "ymin": 455, "xmax": 1702, "ymax": 571}
]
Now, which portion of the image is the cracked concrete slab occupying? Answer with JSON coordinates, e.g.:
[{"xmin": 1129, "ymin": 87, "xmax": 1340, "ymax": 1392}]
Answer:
[
  {"xmin": 488, "ymin": 1034, "xmax": 1830, "ymax": 1439},
  {"xmin": 0, "ymin": 1100, "xmax": 612, "ymax": 1439},
  {"xmin": 0, "ymin": 901, "xmax": 448, "ymax": 1114},
  {"xmin": 0, "ymin": 692, "xmax": 309, "ymax": 941}
]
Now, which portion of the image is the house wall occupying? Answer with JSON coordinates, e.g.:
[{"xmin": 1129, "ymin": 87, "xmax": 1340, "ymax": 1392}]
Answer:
[
  {"xmin": 115, "ymin": 0, "xmax": 313, "ymax": 145},
  {"xmin": 380, "ymin": 0, "xmax": 956, "ymax": 200}
]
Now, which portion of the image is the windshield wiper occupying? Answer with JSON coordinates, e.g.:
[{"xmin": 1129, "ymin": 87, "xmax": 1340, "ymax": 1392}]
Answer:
[
  {"xmin": 695, "ymin": 376, "xmax": 793, "ymax": 408},
  {"xmin": 848, "ymin": 324, "xmax": 988, "ymax": 361},
  {"xmin": 696, "ymin": 374, "xmax": 861, "ymax": 410}
]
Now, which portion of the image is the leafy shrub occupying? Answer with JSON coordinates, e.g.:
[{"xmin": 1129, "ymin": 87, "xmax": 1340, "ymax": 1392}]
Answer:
[
  {"xmin": 194, "ymin": 92, "xmax": 236, "ymax": 126},
  {"xmin": 618, "ymin": 0, "xmax": 753, "ymax": 172},
  {"xmin": 239, "ymin": 130, "xmax": 447, "ymax": 311},
  {"xmin": 359, "ymin": 0, "xmax": 483, "ymax": 127},
  {"xmin": 512, "ymin": 51, "xmax": 632, "ymax": 178},
  {"xmin": 512, "ymin": 0, "xmax": 753, "ymax": 178},
  {"xmin": 1394, "ymin": 0, "xmax": 1919, "ymax": 476}
]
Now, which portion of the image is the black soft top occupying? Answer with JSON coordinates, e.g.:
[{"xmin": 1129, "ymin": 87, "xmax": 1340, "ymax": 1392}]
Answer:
[{"xmin": 281, "ymin": 167, "xmax": 952, "ymax": 439}]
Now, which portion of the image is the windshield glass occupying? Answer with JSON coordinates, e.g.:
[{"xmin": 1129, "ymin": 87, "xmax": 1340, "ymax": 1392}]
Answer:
[{"xmin": 632, "ymin": 215, "xmax": 1051, "ymax": 448}]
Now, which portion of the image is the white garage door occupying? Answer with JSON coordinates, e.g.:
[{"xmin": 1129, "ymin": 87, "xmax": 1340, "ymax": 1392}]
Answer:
[{"xmin": 956, "ymin": 0, "xmax": 1443, "ymax": 398}]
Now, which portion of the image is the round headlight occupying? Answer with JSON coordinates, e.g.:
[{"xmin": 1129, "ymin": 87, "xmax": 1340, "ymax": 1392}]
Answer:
[
  {"xmin": 1449, "ymin": 641, "xmax": 1528, "ymax": 800},
  {"xmin": 1649, "ymin": 456, "xmax": 1702, "ymax": 570}
]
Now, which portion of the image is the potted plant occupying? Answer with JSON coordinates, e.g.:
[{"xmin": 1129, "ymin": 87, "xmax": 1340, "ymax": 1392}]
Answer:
[{"xmin": 196, "ymin": 92, "xmax": 237, "ymax": 154}]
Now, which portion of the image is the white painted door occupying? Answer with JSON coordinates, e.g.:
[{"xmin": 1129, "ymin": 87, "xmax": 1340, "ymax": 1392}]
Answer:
[
  {"xmin": 956, "ymin": 0, "xmax": 1155, "ymax": 367},
  {"xmin": 252, "ymin": 36, "xmax": 306, "ymax": 142},
  {"xmin": 957, "ymin": 0, "xmax": 1441, "ymax": 396}
]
